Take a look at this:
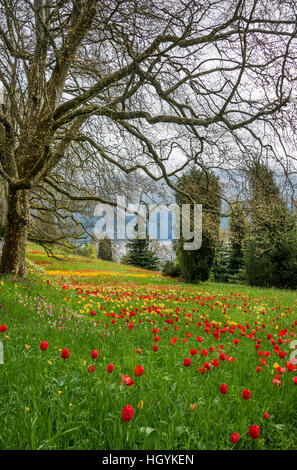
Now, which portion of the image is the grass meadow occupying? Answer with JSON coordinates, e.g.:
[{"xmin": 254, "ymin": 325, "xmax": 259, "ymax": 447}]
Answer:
[{"xmin": 0, "ymin": 243, "xmax": 296, "ymax": 450}]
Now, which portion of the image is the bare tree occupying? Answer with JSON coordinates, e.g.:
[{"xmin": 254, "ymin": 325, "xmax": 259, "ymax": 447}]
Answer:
[{"xmin": 0, "ymin": 0, "xmax": 297, "ymax": 276}]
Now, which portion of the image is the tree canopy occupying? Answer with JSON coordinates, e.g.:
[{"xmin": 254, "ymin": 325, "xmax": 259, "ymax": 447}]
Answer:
[{"xmin": 0, "ymin": 0, "xmax": 297, "ymax": 275}]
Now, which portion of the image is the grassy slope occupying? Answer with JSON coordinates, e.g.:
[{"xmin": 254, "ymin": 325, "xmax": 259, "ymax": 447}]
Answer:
[
  {"xmin": 0, "ymin": 243, "xmax": 296, "ymax": 450},
  {"xmin": 26, "ymin": 242, "xmax": 169, "ymax": 285},
  {"xmin": 25, "ymin": 242, "xmax": 297, "ymax": 300}
]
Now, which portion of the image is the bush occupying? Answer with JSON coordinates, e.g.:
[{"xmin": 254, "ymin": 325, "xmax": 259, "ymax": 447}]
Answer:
[
  {"xmin": 177, "ymin": 237, "xmax": 216, "ymax": 283},
  {"xmin": 245, "ymin": 227, "xmax": 297, "ymax": 289},
  {"xmin": 97, "ymin": 237, "xmax": 113, "ymax": 261},
  {"xmin": 162, "ymin": 261, "xmax": 181, "ymax": 278},
  {"xmin": 73, "ymin": 243, "xmax": 96, "ymax": 258},
  {"xmin": 120, "ymin": 254, "xmax": 130, "ymax": 265}
]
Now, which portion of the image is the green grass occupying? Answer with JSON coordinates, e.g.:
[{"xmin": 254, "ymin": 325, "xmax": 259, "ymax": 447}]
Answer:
[{"xmin": 0, "ymin": 243, "xmax": 296, "ymax": 450}]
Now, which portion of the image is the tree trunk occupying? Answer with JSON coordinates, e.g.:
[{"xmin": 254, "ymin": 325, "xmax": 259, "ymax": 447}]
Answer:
[{"xmin": 0, "ymin": 188, "xmax": 30, "ymax": 276}]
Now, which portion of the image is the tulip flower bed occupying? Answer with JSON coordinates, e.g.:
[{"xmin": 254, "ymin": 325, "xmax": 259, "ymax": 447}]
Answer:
[{"xmin": 0, "ymin": 251, "xmax": 296, "ymax": 450}]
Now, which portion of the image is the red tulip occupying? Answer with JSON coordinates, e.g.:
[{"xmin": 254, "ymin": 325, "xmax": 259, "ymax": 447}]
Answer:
[
  {"xmin": 152, "ymin": 345, "xmax": 158, "ymax": 352},
  {"xmin": 242, "ymin": 389, "xmax": 251, "ymax": 400},
  {"xmin": 263, "ymin": 412, "xmax": 269, "ymax": 419},
  {"xmin": 106, "ymin": 363, "xmax": 114, "ymax": 373},
  {"xmin": 40, "ymin": 341, "xmax": 49, "ymax": 351},
  {"xmin": 121, "ymin": 375, "xmax": 134, "ymax": 386},
  {"xmin": 0, "ymin": 324, "xmax": 7, "ymax": 333},
  {"xmin": 122, "ymin": 404, "xmax": 134, "ymax": 422},
  {"xmin": 286, "ymin": 362, "xmax": 296, "ymax": 372},
  {"xmin": 61, "ymin": 348, "xmax": 69, "ymax": 359},
  {"xmin": 183, "ymin": 358, "xmax": 191, "ymax": 367},
  {"xmin": 230, "ymin": 433, "xmax": 239, "ymax": 444},
  {"xmin": 220, "ymin": 383, "xmax": 228, "ymax": 394},
  {"xmin": 134, "ymin": 365, "xmax": 144, "ymax": 377},
  {"xmin": 248, "ymin": 425, "xmax": 260, "ymax": 439},
  {"xmin": 91, "ymin": 349, "xmax": 98, "ymax": 359},
  {"xmin": 88, "ymin": 365, "xmax": 95, "ymax": 373}
]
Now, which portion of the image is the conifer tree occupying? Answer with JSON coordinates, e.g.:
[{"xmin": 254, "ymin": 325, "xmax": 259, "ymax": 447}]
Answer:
[
  {"xmin": 245, "ymin": 163, "xmax": 297, "ymax": 288},
  {"xmin": 97, "ymin": 236, "xmax": 113, "ymax": 261},
  {"xmin": 229, "ymin": 202, "xmax": 247, "ymax": 278},
  {"xmin": 176, "ymin": 168, "xmax": 221, "ymax": 283},
  {"xmin": 212, "ymin": 241, "xmax": 232, "ymax": 283},
  {"xmin": 125, "ymin": 225, "xmax": 159, "ymax": 270}
]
